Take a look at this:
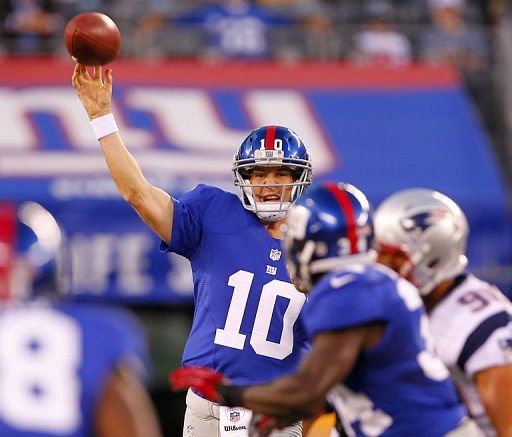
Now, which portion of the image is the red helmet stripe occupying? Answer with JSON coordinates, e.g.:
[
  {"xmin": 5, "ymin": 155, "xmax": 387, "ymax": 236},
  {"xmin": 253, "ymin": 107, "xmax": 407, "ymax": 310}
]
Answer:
[
  {"xmin": 265, "ymin": 126, "xmax": 276, "ymax": 150},
  {"xmin": 0, "ymin": 202, "xmax": 16, "ymax": 300},
  {"xmin": 325, "ymin": 182, "xmax": 358, "ymax": 254}
]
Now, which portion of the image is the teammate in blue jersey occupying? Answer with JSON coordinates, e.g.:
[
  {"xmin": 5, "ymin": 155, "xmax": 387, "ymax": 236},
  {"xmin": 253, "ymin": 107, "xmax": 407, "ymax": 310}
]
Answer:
[
  {"xmin": 170, "ymin": 182, "xmax": 483, "ymax": 436},
  {"xmin": 0, "ymin": 201, "xmax": 161, "ymax": 437},
  {"xmin": 72, "ymin": 64, "xmax": 313, "ymax": 436}
]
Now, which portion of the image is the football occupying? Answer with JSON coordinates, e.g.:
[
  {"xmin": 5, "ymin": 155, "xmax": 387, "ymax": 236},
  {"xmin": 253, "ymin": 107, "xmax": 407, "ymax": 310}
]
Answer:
[{"xmin": 64, "ymin": 12, "xmax": 121, "ymax": 66}]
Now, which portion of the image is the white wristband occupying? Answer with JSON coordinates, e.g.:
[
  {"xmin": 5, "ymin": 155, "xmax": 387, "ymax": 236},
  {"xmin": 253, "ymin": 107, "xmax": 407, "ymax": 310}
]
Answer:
[{"xmin": 90, "ymin": 113, "xmax": 119, "ymax": 140}]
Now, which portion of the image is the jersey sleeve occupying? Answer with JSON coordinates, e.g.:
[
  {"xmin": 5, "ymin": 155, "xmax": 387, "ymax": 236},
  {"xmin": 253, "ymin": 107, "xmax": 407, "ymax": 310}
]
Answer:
[
  {"xmin": 160, "ymin": 184, "xmax": 211, "ymax": 259},
  {"xmin": 458, "ymin": 311, "xmax": 512, "ymax": 378},
  {"xmin": 295, "ymin": 312, "xmax": 312, "ymax": 352},
  {"xmin": 303, "ymin": 273, "xmax": 387, "ymax": 338},
  {"xmin": 100, "ymin": 307, "xmax": 151, "ymax": 383}
]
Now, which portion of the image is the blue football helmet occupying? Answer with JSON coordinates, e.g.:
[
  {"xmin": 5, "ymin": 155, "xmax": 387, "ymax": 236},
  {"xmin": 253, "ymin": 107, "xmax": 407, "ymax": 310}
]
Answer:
[
  {"xmin": 0, "ymin": 201, "xmax": 68, "ymax": 300},
  {"xmin": 233, "ymin": 125, "xmax": 313, "ymax": 221},
  {"xmin": 283, "ymin": 182, "xmax": 373, "ymax": 292}
]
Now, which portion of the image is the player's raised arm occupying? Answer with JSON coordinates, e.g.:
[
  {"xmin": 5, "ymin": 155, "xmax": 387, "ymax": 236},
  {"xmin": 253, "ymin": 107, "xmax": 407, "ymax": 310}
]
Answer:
[{"xmin": 72, "ymin": 64, "xmax": 173, "ymax": 244}]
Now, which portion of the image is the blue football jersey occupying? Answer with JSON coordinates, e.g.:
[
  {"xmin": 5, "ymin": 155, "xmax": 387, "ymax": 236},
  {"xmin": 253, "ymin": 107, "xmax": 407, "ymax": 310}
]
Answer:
[
  {"xmin": 304, "ymin": 262, "xmax": 466, "ymax": 436},
  {"xmin": 161, "ymin": 185, "xmax": 309, "ymax": 385},
  {"xmin": 0, "ymin": 300, "xmax": 148, "ymax": 437}
]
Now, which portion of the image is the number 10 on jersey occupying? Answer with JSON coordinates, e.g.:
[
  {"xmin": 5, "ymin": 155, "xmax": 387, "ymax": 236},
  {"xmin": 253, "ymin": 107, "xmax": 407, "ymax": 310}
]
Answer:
[{"xmin": 214, "ymin": 270, "xmax": 305, "ymax": 360}]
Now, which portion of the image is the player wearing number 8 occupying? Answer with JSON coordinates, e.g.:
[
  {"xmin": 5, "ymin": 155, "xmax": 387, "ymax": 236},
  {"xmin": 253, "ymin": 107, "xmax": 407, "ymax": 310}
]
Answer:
[
  {"xmin": 374, "ymin": 188, "xmax": 512, "ymax": 436},
  {"xmin": 170, "ymin": 182, "xmax": 481, "ymax": 436},
  {"xmin": 71, "ymin": 63, "xmax": 313, "ymax": 437},
  {"xmin": 0, "ymin": 201, "xmax": 161, "ymax": 437}
]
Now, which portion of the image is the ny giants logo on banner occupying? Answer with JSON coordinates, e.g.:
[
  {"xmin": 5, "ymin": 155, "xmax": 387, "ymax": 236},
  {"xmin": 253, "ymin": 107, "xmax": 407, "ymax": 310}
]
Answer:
[{"xmin": 0, "ymin": 87, "xmax": 334, "ymax": 179}]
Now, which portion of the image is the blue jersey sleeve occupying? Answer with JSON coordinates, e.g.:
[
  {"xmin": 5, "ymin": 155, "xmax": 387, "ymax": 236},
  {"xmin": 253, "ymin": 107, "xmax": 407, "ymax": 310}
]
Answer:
[
  {"xmin": 53, "ymin": 301, "xmax": 152, "ymax": 430},
  {"xmin": 106, "ymin": 308, "xmax": 150, "ymax": 382},
  {"xmin": 296, "ymin": 311, "xmax": 312, "ymax": 352},
  {"xmin": 304, "ymin": 273, "xmax": 388, "ymax": 338},
  {"xmin": 160, "ymin": 184, "xmax": 211, "ymax": 258},
  {"xmin": 82, "ymin": 304, "xmax": 151, "ymax": 383}
]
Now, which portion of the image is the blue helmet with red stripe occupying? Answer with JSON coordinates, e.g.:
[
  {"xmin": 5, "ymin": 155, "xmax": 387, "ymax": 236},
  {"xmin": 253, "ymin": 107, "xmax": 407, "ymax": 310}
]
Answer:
[
  {"xmin": 233, "ymin": 125, "xmax": 313, "ymax": 221},
  {"xmin": 283, "ymin": 182, "xmax": 373, "ymax": 292},
  {"xmin": 0, "ymin": 201, "xmax": 69, "ymax": 300}
]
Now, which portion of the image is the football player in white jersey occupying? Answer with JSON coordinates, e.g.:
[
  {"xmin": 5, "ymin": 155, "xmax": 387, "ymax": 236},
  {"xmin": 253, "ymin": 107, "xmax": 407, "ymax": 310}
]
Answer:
[{"xmin": 373, "ymin": 188, "xmax": 512, "ymax": 436}]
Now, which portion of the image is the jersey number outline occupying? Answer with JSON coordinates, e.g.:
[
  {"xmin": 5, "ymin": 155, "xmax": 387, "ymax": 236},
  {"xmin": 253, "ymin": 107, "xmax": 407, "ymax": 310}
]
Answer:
[
  {"xmin": 328, "ymin": 385, "xmax": 393, "ymax": 437},
  {"xmin": 214, "ymin": 270, "xmax": 305, "ymax": 359},
  {"xmin": 0, "ymin": 309, "xmax": 81, "ymax": 433}
]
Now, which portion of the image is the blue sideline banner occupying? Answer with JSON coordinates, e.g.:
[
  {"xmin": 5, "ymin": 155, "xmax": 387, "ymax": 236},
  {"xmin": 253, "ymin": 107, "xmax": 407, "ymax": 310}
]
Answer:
[{"xmin": 0, "ymin": 58, "xmax": 510, "ymax": 303}]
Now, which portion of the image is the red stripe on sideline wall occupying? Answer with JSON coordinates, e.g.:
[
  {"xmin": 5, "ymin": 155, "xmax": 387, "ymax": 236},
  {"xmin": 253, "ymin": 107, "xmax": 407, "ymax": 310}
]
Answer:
[{"xmin": 0, "ymin": 57, "xmax": 460, "ymax": 89}]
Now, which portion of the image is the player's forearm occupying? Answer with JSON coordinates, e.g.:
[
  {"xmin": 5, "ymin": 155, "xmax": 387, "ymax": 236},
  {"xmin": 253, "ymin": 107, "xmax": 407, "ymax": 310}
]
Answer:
[
  {"xmin": 475, "ymin": 365, "xmax": 512, "ymax": 437},
  {"xmin": 99, "ymin": 132, "xmax": 150, "ymax": 203},
  {"xmin": 244, "ymin": 381, "xmax": 324, "ymax": 418},
  {"xmin": 227, "ymin": 376, "xmax": 323, "ymax": 419},
  {"xmin": 238, "ymin": 331, "xmax": 361, "ymax": 418},
  {"xmin": 100, "ymin": 132, "xmax": 173, "ymax": 243},
  {"xmin": 495, "ymin": 424, "xmax": 512, "ymax": 437},
  {"xmin": 484, "ymin": 397, "xmax": 512, "ymax": 437}
]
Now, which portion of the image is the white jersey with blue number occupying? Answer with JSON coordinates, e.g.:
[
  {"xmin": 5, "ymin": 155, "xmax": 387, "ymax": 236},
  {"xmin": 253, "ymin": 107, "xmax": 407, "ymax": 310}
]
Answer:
[
  {"xmin": 428, "ymin": 274, "xmax": 512, "ymax": 436},
  {"xmin": 0, "ymin": 300, "xmax": 148, "ymax": 437},
  {"xmin": 160, "ymin": 185, "xmax": 309, "ymax": 385},
  {"xmin": 303, "ymin": 262, "xmax": 466, "ymax": 436}
]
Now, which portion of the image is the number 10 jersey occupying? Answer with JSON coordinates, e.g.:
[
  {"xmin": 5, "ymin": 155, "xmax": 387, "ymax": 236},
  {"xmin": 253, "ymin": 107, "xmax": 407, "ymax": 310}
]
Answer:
[{"xmin": 161, "ymin": 185, "xmax": 309, "ymax": 385}]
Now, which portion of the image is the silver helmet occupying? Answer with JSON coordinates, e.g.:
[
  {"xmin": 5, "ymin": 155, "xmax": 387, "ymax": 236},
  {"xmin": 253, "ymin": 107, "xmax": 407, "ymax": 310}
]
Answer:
[{"xmin": 373, "ymin": 188, "xmax": 468, "ymax": 295}]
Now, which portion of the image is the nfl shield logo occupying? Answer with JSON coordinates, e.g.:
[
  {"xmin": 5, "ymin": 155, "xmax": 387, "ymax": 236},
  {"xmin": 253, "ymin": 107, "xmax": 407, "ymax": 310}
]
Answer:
[
  {"xmin": 269, "ymin": 249, "xmax": 281, "ymax": 261},
  {"xmin": 230, "ymin": 410, "xmax": 241, "ymax": 422}
]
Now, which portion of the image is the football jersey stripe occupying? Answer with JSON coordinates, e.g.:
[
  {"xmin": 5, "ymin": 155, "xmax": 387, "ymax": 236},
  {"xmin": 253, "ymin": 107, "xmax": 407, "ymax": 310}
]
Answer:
[
  {"xmin": 457, "ymin": 310, "xmax": 512, "ymax": 371},
  {"xmin": 0, "ymin": 201, "xmax": 16, "ymax": 300},
  {"xmin": 265, "ymin": 125, "xmax": 276, "ymax": 150},
  {"xmin": 325, "ymin": 182, "xmax": 358, "ymax": 254}
]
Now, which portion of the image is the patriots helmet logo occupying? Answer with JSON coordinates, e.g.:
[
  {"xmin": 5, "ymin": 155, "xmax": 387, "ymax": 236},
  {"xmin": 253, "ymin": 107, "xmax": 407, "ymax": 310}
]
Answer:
[{"xmin": 400, "ymin": 210, "xmax": 448, "ymax": 239}]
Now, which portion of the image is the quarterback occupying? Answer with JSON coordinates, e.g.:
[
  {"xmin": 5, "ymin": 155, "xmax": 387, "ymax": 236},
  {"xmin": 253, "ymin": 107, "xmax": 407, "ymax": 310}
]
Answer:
[{"xmin": 72, "ymin": 64, "xmax": 313, "ymax": 436}]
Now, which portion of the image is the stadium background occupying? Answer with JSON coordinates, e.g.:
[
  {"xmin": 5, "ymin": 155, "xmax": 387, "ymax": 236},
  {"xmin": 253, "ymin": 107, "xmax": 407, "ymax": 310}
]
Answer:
[{"xmin": 1, "ymin": 0, "xmax": 512, "ymax": 435}]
